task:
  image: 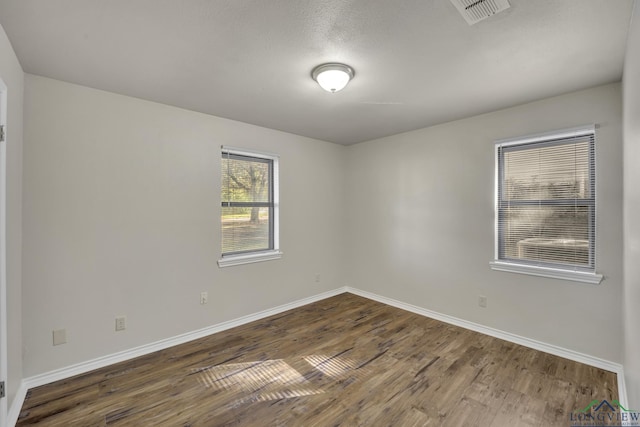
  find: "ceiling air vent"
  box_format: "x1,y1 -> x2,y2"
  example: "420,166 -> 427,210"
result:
449,0 -> 511,25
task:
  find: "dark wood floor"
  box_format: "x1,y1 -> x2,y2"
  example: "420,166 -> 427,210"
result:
17,293 -> 617,426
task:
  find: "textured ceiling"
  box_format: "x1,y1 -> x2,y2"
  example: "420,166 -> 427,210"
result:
0,0 -> 634,145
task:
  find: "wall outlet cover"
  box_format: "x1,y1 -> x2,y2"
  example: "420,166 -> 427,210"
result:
53,329 -> 67,346
115,316 -> 126,331
479,295 -> 488,308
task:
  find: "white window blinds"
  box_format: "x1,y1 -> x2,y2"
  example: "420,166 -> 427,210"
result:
221,147 -> 278,257
495,126 -> 596,273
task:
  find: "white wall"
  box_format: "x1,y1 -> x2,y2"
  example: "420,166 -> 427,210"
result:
22,74 -> 346,376
623,1 -> 640,408
0,22 -> 23,413
345,83 -> 623,363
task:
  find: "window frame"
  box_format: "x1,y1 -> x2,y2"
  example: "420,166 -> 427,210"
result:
218,146 -> 282,268
489,125 -> 603,284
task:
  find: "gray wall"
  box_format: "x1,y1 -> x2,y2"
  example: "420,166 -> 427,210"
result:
345,83 -> 623,363
623,1 -> 640,408
0,22 -> 23,413
22,75 -> 346,376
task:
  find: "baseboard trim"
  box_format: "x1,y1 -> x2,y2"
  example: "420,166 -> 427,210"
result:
8,285 -> 629,426
345,287 -> 629,407
7,382 -> 28,427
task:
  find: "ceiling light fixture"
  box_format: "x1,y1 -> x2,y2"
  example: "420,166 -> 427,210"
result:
311,63 -> 355,93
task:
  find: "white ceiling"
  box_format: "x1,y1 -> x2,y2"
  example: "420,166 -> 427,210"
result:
0,0 -> 633,145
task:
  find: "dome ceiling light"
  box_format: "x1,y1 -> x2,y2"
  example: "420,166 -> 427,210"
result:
311,63 -> 355,93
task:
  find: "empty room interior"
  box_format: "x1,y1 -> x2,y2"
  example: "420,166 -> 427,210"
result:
1,0 -> 640,425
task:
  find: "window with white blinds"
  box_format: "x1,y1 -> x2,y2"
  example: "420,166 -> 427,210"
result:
492,126 -> 601,283
219,147 -> 280,267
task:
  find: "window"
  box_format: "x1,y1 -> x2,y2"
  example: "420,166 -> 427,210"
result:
490,126 -> 602,284
218,147 -> 281,267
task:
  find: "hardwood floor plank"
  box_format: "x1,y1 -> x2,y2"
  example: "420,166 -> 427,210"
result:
16,293 -> 618,426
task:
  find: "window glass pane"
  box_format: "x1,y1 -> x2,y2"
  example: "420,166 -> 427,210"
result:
503,140 -> 591,201
501,205 -> 590,267
222,156 -> 271,203
222,206 -> 270,254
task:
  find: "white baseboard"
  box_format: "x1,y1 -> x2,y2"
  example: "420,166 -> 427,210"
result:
345,286 -> 629,408
7,383 -> 27,427
7,285 -> 629,426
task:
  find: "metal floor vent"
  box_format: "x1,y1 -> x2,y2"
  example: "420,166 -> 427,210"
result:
450,0 -> 511,25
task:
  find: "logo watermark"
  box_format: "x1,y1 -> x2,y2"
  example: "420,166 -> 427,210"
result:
570,400 -> 639,426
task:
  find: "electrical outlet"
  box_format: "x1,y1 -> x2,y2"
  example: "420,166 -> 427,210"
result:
478,295 -> 488,308
115,316 -> 126,331
200,291 -> 208,305
315,274 -> 321,283
52,329 -> 67,346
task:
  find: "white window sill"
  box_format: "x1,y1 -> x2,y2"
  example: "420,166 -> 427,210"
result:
489,261 -> 603,284
218,250 -> 283,268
